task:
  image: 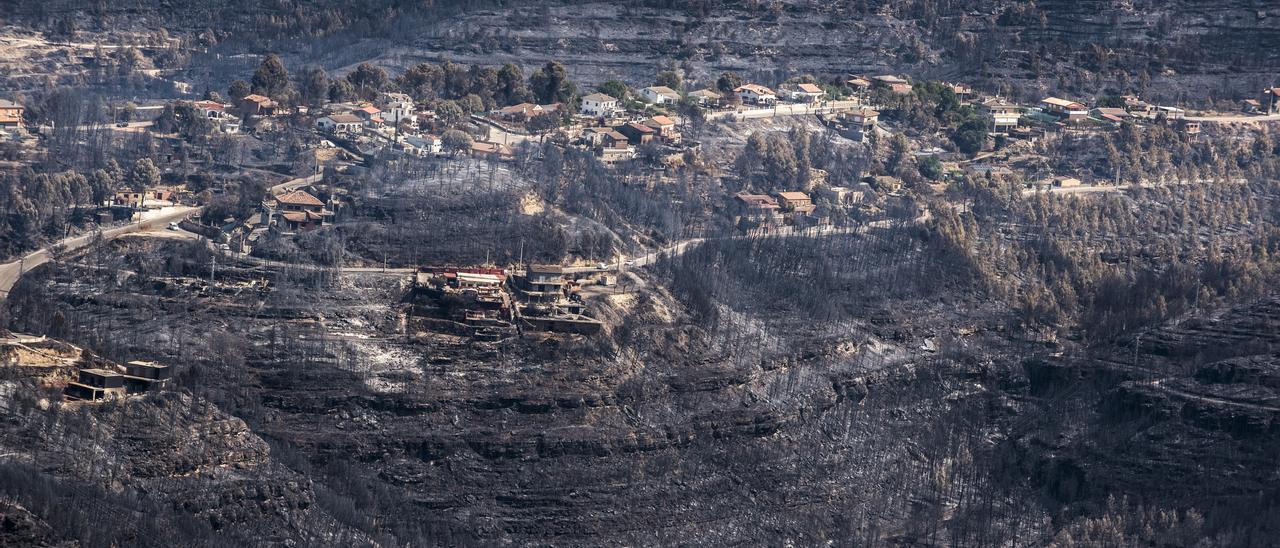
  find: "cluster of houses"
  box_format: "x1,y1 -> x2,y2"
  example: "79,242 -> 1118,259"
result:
409,263 -> 603,339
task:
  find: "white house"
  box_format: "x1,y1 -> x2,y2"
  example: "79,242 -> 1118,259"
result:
402,134 -> 442,157
785,83 -> 824,103
580,92 -> 621,117
381,99 -> 416,125
688,89 -> 721,106
735,84 -> 777,105
316,113 -> 364,135
640,86 -> 680,105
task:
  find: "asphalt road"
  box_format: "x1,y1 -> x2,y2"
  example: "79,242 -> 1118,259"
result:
0,206 -> 199,299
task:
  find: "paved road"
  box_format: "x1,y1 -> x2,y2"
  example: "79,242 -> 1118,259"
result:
1184,113 -> 1280,123
0,206 -> 200,299
707,100 -> 863,121
270,173 -> 323,194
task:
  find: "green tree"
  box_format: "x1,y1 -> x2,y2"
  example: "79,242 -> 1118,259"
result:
346,62 -> 388,100
717,71 -> 743,93
299,67 -> 329,107
328,79 -> 355,102
919,155 -> 944,180
441,129 -> 472,156
952,115 -> 990,155
496,63 -> 530,105
655,70 -> 682,91
528,61 -> 575,104
435,100 -> 465,126
129,158 -> 161,189
227,80 -> 251,101
251,54 -> 289,98
598,79 -> 629,100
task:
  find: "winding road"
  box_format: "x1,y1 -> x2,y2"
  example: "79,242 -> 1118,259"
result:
0,206 -> 199,299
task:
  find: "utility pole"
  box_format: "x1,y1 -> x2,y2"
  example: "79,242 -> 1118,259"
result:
209,251 -> 216,282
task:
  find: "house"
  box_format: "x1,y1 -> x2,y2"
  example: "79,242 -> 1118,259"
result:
1091,107 -> 1131,125
471,141 -> 514,160
977,98 -> 1021,133
121,360 -> 172,393
1041,97 -> 1088,122
643,115 -> 679,142
496,103 -> 560,123
785,83 -> 825,103
1180,120 -> 1201,135
316,113 -> 364,135
0,99 -> 24,130
732,192 -> 782,225
401,134 -> 442,156
63,368 -> 126,401
688,89 -> 721,106
846,77 -> 872,94
270,190 -> 332,231
379,96 -> 416,125
1263,88 -> 1280,114
1243,99 -> 1262,114
583,127 -> 630,149
843,107 -> 879,140
1123,95 -> 1156,118
524,264 -> 567,301
191,100 -> 229,120
735,84 -> 777,105
640,86 -> 681,104
617,122 -> 656,145
238,94 -> 277,116
113,188 -> 174,208
872,75 -> 913,95
1156,105 -> 1185,120
946,82 -> 974,101
776,191 -> 816,215
821,183 -> 872,205
355,104 -> 385,127
580,93 -> 621,117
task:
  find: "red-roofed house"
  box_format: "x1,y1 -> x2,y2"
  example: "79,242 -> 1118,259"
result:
0,99 -> 24,130
617,122 -> 656,145
238,94 -> 278,116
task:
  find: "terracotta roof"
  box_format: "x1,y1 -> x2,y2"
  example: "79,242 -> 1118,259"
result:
735,84 -> 775,96
281,211 -> 324,223
626,122 -> 655,133
243,94 -> 270,103
735,192 -> 779,208
359,105 -> 381,114
846,77 -> 871,86
776,191 -> 811,201
326,113 -> 362,124
796,83 -> 823,93
1042,97 -> 1087,110
647,115 -> 676,126
582,93 -> 617,103
275,190 -> 325,207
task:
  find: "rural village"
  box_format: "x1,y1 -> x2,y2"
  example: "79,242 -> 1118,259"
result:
1,4 -> 1280,544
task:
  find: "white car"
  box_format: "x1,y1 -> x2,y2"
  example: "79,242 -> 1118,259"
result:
167,222 -> 179,230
